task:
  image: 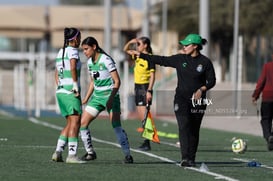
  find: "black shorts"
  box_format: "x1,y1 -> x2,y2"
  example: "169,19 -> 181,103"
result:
134,83 -> 149,106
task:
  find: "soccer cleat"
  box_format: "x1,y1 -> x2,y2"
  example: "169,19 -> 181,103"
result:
124,155 -> 134,164
180,159 -> 196,167
52,151 -> 63,162
66,155 -> 87,164
267,136 -> 273,151
138,140 -> 151,151
82,151 -> 97,161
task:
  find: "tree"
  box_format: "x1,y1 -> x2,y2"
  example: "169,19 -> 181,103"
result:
156,0 -> 273,39
154,0 -> 273,81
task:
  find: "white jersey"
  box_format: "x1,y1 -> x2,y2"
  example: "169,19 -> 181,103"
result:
55,46 -> 81,94
87,53 -> 117,97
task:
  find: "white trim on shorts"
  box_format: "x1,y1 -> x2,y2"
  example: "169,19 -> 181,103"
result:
85,106 -> 99,117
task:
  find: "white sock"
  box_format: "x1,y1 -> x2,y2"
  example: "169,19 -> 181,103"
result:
68,137 -> 78,156
56,135 -> 67,152
80,128 -> 94,153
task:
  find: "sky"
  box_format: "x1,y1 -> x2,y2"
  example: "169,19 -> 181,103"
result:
0,0 -> 59,5
0,0 -> 143,8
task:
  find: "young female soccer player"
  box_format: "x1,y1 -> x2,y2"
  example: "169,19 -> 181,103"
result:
80,36 -> 133,163
52,27 -> 85,163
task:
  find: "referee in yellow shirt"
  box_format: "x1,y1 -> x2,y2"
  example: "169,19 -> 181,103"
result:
124,37 -> 155,151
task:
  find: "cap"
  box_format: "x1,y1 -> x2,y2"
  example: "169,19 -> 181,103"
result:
179,34 -> 202,46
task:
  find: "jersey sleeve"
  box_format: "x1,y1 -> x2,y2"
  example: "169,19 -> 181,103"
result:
67,47 -> 79,60
140,53 -> 180,68
148,61 -> 156,72
205,60 -> 216,90
105,56 -> 117,72
252,63 -> 267,99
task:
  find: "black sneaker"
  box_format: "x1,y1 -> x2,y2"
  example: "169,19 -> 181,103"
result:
124,155 -> 134,164
180,160 -> 196,167
82,151 -> 97,161
268,136 -> 273,151
138,140 -> 151,151
188,160 -> 196,167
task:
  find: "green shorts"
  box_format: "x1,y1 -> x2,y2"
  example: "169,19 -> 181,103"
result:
87,94 -> 120,114
56,93 -> 82,117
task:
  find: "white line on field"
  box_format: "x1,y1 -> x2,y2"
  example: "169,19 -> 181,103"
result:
28,117 -> 239,181
233,158 -> 273,171
185,167 -> 239,181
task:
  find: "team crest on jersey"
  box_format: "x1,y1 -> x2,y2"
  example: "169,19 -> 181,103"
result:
196,64 -> 203,72
99,64 -> 103,70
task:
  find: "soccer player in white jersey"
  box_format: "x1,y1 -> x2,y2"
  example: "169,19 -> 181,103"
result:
80,36 -> 133,163
52,27 -> 86,164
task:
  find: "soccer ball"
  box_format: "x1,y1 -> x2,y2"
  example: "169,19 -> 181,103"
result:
231,138 -> 247,154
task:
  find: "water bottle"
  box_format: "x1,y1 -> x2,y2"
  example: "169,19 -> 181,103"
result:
247,161 -> 261,167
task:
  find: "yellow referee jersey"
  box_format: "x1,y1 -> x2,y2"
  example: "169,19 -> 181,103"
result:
133,56 -> 155,84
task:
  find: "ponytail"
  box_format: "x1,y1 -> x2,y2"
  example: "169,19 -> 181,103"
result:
62,28 -> 69,67
139,37 -> 153,54
61,27 -> 80,67
198,38 -> 208,51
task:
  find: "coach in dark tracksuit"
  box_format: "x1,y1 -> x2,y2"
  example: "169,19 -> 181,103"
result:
127,34 -> 216,167
252,54 -> 273,151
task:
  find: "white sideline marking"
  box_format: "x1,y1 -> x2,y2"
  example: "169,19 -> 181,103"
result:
233,158 -> 273,171
160,140 -> 180,147
29,117 -> 63,131
185,167 -> 239,181
28,117 -> 238,181
0,138 -> 8,141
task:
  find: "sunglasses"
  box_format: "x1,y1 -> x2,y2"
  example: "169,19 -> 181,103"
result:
183,44 -> 192,47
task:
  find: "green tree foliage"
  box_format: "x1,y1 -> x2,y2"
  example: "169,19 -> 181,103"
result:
162,0 -> 273,38
161,0 -> 199,37
240,0 -> 273,36
157,0 -> 272,59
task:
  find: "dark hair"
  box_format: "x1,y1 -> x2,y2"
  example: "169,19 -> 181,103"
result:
139,36 -> 153,54
197,38 -> 208,51
62,27 -> 81,67
81,36 -> 114,60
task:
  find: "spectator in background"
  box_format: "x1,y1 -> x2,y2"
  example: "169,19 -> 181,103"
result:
52,27 -> 85,163
123,37 -> 156,151
252,54 -> 273,151
126,34 -> 216,167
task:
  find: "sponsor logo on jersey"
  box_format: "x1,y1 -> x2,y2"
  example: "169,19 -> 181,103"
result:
196,64 -> 203,72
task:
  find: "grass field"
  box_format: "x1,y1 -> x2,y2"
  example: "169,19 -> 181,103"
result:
1,112 -> 273,181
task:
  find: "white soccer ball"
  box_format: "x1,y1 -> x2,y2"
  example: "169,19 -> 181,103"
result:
231,138 -> 247,154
